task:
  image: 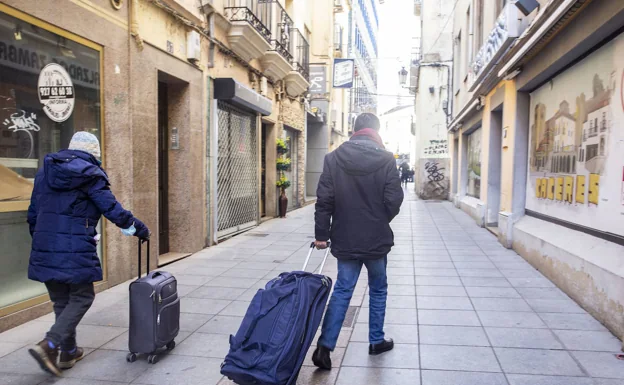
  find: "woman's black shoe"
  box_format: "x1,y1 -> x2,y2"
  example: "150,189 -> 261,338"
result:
369,339 -> 394,355
312,345 -> 332,370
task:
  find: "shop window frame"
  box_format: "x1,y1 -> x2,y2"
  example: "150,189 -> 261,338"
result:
0,3 -> 107,317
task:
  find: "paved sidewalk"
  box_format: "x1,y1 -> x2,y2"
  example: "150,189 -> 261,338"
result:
1,189 -> 623,385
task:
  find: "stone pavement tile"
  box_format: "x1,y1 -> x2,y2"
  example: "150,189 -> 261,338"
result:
362,295 -> 416,309
415,277 -> 463,286
303,347 -> 346,369
313,328 -> 352,349
197,316 -> 244,335
493,262 -> 536,270
388,285 -> 417,296
500,269 -> 542,279
416,285 -> 467,297
220,268 -> 273,279
387,276 -> 415,285
336,367 -> 420,385
0,320 -> 54,344
177,285 -> 201,297
413,255 -> 452,262
420,345 -> 501,372
237,287 -> 263,301
450,255 -> 492,262
417,296 -> 473,310
485,328 -> 563,349
171,333 -> 229,358
420,325 -> 490,347
478,311 -> 547,328
7,373 -> 58,385
414,268 -> 459,277
169,274 -> 214,286
204,277 -> 261,289
553,330 -> 622,352
101,331 -> 191,351
132,356 -> 224,385
342,342 -> 419,368
218,301 -> 251,317
357,308 -> 418,325
494,348 -> 584,376
296,365 -> 339,385
453,261 -> 497,269
350,323 -> 419,344
448,250 -> 486,257
0,342 -> 26,359
388,261 -> 415,268
465,287 -> 521,298
237,261 -> 282,270
421,370 -> 508,385
526,299 -> 586,314
471,298 -> 532,312
183,266 -> 230,276
72,324 -> 127,349
414,261 -> 455,269
389,246 -> 415,255
461,277 -> 512,287
456,269 -> 504,278
181,298 -> 231,315
571,351 -> 624,379
179,313 -> 214,332
387,267 -> 416,277
0,346 -> 87,376
507,277 -> 556,288
57,349 -> 147,382
418,310 -> 481,326
506,374 -> 617,385
538,313 -> 608,331
515,287 -> 569,300
186,286 -> 246,300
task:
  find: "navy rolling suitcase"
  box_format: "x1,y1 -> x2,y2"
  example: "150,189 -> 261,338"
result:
126,240 -> 180,365
221,242 -> 333,385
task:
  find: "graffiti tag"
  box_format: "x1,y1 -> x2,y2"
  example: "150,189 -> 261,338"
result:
425,161 -> 445,182
2,110 -> 40,133
423,139 -> 448,155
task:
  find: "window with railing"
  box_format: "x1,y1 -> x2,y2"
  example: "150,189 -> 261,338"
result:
291,29 -> 309,81
265,0 -> 294,61
224,0 -> 272,43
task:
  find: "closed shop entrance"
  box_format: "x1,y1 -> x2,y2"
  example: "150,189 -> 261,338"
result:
216,101 -> 258,239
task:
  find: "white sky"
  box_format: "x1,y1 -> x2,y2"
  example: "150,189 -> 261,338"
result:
377,0 -> 419,114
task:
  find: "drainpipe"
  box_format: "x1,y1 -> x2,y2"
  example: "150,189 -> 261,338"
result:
130,0 -> 144,50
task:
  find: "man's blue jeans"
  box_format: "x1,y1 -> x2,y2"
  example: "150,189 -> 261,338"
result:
318,256 -> 388,350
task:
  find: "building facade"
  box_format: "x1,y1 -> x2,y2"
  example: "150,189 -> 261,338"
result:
0,0 -> 312,331
447,0 -> 624,341
351,0 -> 379,115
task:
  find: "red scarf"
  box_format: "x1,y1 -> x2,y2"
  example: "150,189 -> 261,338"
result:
351,128 -> 385,149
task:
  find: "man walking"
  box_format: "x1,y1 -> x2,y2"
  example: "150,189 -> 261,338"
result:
312,113 -> 404,369
27,132 -> 149,376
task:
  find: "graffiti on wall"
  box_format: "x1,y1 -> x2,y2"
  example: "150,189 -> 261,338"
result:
423,139 -> 448,156
419,158 -> 449,200
526,33 -> 624,236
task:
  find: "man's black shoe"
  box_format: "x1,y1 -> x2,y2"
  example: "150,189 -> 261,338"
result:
369,339 -> 394,355
312,345 -> 332,370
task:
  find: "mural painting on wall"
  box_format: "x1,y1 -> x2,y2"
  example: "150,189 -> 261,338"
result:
467,129 -> 482,199
527,33 -> 624,236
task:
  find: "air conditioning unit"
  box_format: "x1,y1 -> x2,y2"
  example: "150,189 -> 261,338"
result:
187,31 -> 201,62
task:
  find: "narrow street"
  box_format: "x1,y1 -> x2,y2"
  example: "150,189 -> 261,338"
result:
0,188 -> 622,385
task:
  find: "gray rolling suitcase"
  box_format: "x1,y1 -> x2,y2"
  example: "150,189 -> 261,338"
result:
126,240 -> 180,364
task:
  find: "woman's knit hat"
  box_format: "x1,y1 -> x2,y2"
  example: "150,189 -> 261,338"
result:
68,131 -> 101,159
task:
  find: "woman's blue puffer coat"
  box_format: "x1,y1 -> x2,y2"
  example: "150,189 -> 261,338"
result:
27,149 -> 148,284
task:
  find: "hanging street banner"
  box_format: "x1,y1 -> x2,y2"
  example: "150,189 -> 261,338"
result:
333,58 -> 354,88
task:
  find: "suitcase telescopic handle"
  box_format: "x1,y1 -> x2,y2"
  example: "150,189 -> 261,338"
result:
138,239 -> 150,278
303,241 -> 331,274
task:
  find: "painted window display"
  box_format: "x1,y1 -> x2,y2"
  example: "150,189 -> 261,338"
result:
466,128 -> 482,199
527,33 -> 624,237
0,10 -> 102,309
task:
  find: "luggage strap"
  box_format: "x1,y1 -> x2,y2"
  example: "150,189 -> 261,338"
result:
302,241 -> 332,274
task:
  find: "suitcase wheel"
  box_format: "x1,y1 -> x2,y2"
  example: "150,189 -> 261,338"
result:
147,354 -> 159,364
126,353 -> 137,363
166,341 -> 176,351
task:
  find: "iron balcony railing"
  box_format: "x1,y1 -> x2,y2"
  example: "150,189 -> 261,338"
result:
265,0 -> 294,61
224,0 -> 272,43
291,29 -> 310,81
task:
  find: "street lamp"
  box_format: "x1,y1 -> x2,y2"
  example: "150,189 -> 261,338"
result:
398,67 -> 408,86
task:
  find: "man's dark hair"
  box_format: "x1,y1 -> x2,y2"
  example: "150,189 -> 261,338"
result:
354,113 -> 380,132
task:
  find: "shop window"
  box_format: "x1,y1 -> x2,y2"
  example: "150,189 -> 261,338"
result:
0,9 -> 102,311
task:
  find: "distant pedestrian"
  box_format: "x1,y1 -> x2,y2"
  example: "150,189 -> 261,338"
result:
399,162 -> 410,188
312,113 -> 404,370
27,132 -> 149,376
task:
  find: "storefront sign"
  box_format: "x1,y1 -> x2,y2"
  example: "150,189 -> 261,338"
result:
527,33 -> 624,236
333,59 -> 354,88
309,65 -> 326,94
37,63 -> 75,122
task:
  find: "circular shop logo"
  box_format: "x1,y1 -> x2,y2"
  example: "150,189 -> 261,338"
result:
38,63 -> 75,123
